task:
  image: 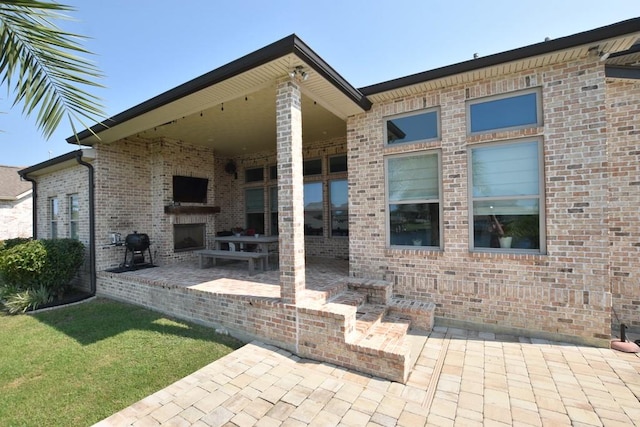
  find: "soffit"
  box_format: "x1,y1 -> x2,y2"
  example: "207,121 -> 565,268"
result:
365,34 -> 640,103
76,54 -> 361,155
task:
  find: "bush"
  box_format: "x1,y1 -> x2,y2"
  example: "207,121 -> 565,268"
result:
0,237 -> 32,251
0,239 -> 85,302
0,240 -> 47,289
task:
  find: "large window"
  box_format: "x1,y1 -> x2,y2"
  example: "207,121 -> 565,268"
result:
385,109 -> 440,145
468,89 -> 541,134
245,188 -> 264,234
386,152 -> 441,248
69,194 -> 79,239
50,198 -> 59,239
330,180 -> 348,237
470,140 -> 543,251
304,182 -> 323,236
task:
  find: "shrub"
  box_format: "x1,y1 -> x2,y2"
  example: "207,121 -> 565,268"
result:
0,237 -> 33,252
0,239 -> 85,300
0,240 -> 47,289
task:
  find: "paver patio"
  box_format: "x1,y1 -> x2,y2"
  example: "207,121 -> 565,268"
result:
94,326 -> 640,426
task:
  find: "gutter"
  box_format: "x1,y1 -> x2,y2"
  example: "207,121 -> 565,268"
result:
75,152 -> 97,295
17,173 -> 37,238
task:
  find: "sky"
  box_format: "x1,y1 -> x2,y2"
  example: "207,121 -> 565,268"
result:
0,0 -> 639,167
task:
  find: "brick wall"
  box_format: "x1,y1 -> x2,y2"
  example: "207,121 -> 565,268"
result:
32,163 -> 91,290
607,78 -> 640,331
348,57 -> 612,345
0,194 -> 32,239
92,134 -> 348,272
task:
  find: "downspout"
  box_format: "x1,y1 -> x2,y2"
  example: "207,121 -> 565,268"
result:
75,152 -> 96,295
19,173 -> 37,238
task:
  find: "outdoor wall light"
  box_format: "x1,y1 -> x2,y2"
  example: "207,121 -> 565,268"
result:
289,66 -> 309,82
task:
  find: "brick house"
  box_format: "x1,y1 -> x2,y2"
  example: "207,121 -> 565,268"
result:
20,19 -> 640,380
0,165 -> 33,240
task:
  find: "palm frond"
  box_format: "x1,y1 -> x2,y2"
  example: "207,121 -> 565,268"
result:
0,0 -> 105,139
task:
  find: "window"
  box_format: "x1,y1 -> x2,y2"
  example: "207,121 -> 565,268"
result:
385,109 -> 440,145
330,180 -> 348,237
245,188 -> 265,234
386,152 -> 441,248
50,198 -> 59,239
329,154 -> 347,173
304,182 -> 323,236
468,89 -> 541,134
69,194 -> 79,239
269,165 -> 277,180
245,167 -> 264,183
470,139 -> 543,251
303,159 -> 322,176
269,186 -> 278,235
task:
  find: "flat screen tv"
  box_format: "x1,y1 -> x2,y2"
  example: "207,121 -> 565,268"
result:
172,175 -> 208,204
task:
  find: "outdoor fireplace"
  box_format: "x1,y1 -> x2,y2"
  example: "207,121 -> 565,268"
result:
174,223 -> 205,251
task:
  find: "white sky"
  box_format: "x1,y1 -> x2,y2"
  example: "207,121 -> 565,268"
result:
1,0 -> 639,166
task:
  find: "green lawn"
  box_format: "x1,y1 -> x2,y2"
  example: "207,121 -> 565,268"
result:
0,298 -> 243,426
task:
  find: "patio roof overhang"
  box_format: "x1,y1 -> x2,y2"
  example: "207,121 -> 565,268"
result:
67,34 -> 372,156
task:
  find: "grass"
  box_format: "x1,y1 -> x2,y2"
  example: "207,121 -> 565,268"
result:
0,298 -> 243,427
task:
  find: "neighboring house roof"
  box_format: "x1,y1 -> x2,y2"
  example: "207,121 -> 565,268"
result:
65,18 -> 640,154
0,165 -> 32,201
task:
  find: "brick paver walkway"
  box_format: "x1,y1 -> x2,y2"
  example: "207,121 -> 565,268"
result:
94,326 -> 640,426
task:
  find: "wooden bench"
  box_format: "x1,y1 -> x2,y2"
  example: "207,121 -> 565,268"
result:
195,249 -> 268,275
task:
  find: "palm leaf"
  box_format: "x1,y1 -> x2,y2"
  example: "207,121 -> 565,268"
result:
0,0 -> 104,139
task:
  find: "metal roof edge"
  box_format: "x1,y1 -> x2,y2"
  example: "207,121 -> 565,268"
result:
359,17 -> 640,96
19,149 -> 95,177
605,65 -> 640,80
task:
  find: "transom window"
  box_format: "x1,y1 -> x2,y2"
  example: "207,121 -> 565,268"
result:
303,158 -> 322,176
245,167 -> 264,183
329,154 -> 347,173
469,139 -> 544,252
386,151 -> 441,248
385,108 -> 440,145
468,88 -> 541,134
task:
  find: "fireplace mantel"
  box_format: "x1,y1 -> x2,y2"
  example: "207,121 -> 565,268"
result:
164,205 -> 220,215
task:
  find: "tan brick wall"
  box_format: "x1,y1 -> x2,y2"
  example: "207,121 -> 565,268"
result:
32,163 -> 91,290
92,134 -> 348,272
93,137 -> 218,270
607,78 -> 640,331
348,57 -> 612,343
0,194 -> 32,239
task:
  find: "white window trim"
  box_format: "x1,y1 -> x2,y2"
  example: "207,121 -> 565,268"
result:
466,87 -> 542,135
384,107 -> 441,146
384,149 -> 443,250
467,137 -> 546,254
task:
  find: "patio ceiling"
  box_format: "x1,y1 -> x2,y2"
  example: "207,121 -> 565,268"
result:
69,35 -> 371,157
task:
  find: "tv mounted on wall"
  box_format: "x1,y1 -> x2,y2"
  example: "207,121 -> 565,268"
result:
172,175 -> 208,204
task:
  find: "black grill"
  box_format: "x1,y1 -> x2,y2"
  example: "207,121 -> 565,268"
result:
122,231 -> 153,268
